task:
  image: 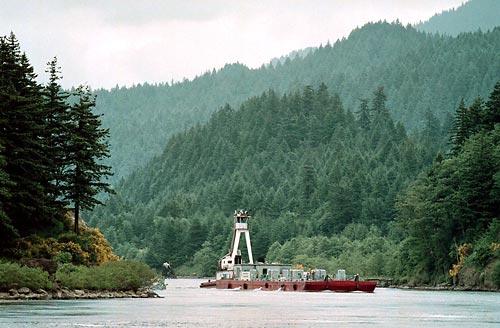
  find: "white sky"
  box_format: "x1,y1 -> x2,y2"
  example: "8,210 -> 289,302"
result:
0,0 -> 465,89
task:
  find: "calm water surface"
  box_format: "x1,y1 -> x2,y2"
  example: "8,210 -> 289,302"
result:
0,279 -> 499,327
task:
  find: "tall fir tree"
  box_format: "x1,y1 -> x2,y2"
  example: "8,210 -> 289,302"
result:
66,85 -> 113,234
484,81 -> 500,128
450,99 -> 470,154
371,86 -> 388,116
300,163 -> 316,215
0,142 -> 16,242
43,57 -> 71,211
0,36 -> 16,241
450,98 -> 486,154
0,33 -> 54,234
356,98 -> 371,130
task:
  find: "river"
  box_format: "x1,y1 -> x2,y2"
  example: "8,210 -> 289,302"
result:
0,279 -> 498,327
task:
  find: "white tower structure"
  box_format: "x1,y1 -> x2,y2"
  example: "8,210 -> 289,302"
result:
219,210 -> 254,271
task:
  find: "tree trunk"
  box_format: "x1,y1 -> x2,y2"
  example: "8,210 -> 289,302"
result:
74,201 -> 80,234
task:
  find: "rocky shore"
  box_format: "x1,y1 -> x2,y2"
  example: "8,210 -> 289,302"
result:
0,287 -> 162,300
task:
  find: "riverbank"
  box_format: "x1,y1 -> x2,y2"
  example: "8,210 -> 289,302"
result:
391,284 -> 499,292
0,287 -> 161,300
375,279 -> 499,292
369,275 -> 499,292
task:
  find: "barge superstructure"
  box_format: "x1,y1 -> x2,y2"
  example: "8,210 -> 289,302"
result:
200,210 -> 376,292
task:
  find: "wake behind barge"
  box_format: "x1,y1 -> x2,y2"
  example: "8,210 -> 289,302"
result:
200,210 -> 376,292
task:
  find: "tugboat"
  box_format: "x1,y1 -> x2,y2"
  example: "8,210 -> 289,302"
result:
200,210 -> 376,292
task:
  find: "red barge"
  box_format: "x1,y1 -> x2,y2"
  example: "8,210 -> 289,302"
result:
200,210 -> 376,293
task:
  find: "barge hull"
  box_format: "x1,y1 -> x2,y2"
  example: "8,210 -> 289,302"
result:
200,279 -> 376,292
216,280 -> 306,291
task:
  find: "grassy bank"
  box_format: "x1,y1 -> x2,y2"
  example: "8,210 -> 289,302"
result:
0,260 -> 157,292
1,213 -> 158,293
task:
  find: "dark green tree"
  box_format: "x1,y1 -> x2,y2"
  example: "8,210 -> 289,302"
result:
0,37 -> 16,242
0,142 -> 16,242
372,86 -> 388,116
43,57 -> 71,211
450,99 -> 470,154
0,33 -> 54,233
484,81 -> 500,128
450,98 -> 484,154
66,85 -> 113,234
301,164 -> 316,214
356,98 -> 371,130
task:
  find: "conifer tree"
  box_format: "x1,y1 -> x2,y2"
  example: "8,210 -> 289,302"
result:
450,99 -> 469,154
66,85 -> 113,234
356,98 -> 371,130
43,57 -> 71,210
0,143 -> 16,242
484,81 -> 500,127
0,37 -> 15,241
467,98 -> 484,133
302,85 -> 314,114
0,33 -> 54,233
372,86 -> 388,116
301,164 -> 316,214
450,98 -> 485,154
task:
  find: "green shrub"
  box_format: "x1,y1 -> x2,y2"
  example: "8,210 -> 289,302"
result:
55,263 -> 91,289
54,251 -> 73,264
0,261 -> 52,290
492,261 -> 500,289
55,260 -> 157,290
468,237 -> 494,267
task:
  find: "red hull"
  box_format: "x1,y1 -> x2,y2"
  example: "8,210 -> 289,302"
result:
200,279 -> 376,292
305,280 -> 377,292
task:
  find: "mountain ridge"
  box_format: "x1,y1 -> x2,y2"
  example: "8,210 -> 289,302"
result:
416,0 -> 500,36
95,22 -> 500,183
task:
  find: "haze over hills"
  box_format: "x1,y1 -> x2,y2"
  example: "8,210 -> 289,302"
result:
86,2 -> 500,287
89,79 -> 500,285
416,0 -> 500,36
96,21 -> 500,183
90,85 -> 437,274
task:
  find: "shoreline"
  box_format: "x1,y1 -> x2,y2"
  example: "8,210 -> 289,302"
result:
179,277 -> 500,293
389,285 -> 498,292
0,287 -> 162,301
2,282 -> 497,300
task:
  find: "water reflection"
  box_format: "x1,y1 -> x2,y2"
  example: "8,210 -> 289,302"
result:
0,279 -> 499,327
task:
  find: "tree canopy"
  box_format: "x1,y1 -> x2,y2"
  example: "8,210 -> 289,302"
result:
94,22 -> 500,183
0,33 -> 112,246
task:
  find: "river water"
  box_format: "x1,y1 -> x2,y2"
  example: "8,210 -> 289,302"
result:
0,279 -> 499,327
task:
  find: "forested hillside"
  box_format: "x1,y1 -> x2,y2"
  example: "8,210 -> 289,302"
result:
89,84 -> 448,275
91,82 -> 499,287
395,83 -> 500,286
268,83 -> 500,287
416,0 -> 500,36
95,22 -> 500,182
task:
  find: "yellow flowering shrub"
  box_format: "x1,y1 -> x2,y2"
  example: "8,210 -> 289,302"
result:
12,222 -> 118,266
82,228 -> 119,264
449,243 -> 472,278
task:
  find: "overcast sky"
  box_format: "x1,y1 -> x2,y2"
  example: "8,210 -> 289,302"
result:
1,0 -> 465,89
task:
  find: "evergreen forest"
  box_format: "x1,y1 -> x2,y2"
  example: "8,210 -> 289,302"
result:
1,0 -> 499,291
416,0 -> 500,36
95,22 -> 500,182
90,81 -> 499,287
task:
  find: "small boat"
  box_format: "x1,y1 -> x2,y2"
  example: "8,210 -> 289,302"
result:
200,210 -> 376,293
